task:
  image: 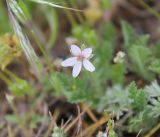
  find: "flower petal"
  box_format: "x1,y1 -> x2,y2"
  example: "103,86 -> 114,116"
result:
61,57 -> 77,67
72,61 -> 82,77
70,45 -> 81,56
83,59 -> 95,72
82,48 -> 92,58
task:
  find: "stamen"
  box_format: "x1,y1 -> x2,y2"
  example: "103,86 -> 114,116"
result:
77,54 -> 83,61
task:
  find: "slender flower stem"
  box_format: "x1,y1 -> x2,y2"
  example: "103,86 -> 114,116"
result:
4,69 -> 19,81
144,123 -> 160,137
61,0 -> 77,27
31,29 -> 54,74
0,71 -> 11,85
69,0 -> 84,24
140,0 -> 160,20
9,101 -> 30,137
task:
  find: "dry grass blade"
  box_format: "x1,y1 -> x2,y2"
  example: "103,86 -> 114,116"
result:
64,109 -> 86,133
81,104 -> 98,123
136,129 -> 142,137
6,0 -> 42,78
7,125 -> 14,137
43,111 -> 57,137
35,104 -> 48,137
144,123 -> 160,137
29,0 -> 83,11
78,116 -> 110,137
6,0 -> 26,22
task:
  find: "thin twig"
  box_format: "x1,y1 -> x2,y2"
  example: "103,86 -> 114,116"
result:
64,105 -> 88,133
144,123 -> 160,137
81,104 -> 98,123
43,111 -> 57,137
77,116 -> 109,137
62,116 -> 73,129
75,106 -> 82,136
136,129 -> 142,137
9,102 -> 30,137
35,104 -> 48,137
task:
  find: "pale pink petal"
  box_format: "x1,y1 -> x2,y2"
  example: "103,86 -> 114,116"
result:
82,48 -> 92,58
61,57 -> 77,67
70,45 -> 81,56
72,61 -> 82,77
83,59 -> 95,72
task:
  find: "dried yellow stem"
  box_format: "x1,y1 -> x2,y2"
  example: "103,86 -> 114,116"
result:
144,123 -> 160,137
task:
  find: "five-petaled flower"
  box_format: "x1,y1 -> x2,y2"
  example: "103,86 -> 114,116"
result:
61,45 -> 95,77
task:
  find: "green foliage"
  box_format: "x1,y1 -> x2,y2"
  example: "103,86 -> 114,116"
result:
9,77 -> 33,97
98,85 -> 129,119
102,22 -> 116,43
97,119 -> 118,137
128,82 -> 160,132
127,46 -> 154,80
149,59 -> 160,74
49,22 -> 123,106
121,21 -> 156,80
18,0 -> 31,20
128,110 -> 148,132
97,22 -> 116,63
51,126 -> 66,137
5,113 -> 43,128
152,41 -> 160,58
101,0 -> 112,9
2,1 -> 160,136
5,114 -> 22,124
55,72 -> 98,105
41,5 -> 59,49
109,64 -> 126,84
149,97 -> 160,118
121,21 -> 136,47
97,81 -> 160,133
95,22 -> 126,85
145,80 -> 160,98
72,25 -> 98,46
96,80 -> 160,134
128,82 -> 147,112
0,3 -> 11,34
107,120 -> 118,137
109,130 -> 118,137
121,21 -> 150,47
50,73 -> 64,95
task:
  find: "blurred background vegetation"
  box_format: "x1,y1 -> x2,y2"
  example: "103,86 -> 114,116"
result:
1,0 -> 160,137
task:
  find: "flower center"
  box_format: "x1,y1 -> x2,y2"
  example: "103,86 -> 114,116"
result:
76,54 -> 84,61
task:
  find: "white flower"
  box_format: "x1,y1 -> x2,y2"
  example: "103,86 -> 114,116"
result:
113,51 -> 126,63
61,45 -> 95,77
97,131 -> 107,137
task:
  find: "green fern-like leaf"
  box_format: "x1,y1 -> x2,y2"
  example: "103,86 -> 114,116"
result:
121,21 -> 149,47
128,82 -> 147,112
128,110 -> 156,133
128,46 -> 155,80
149,97 -> 160,118
145,80 -> 160,98
121,21 -> 136,47
149,59 -> 160,74
98,85 -> 130,119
